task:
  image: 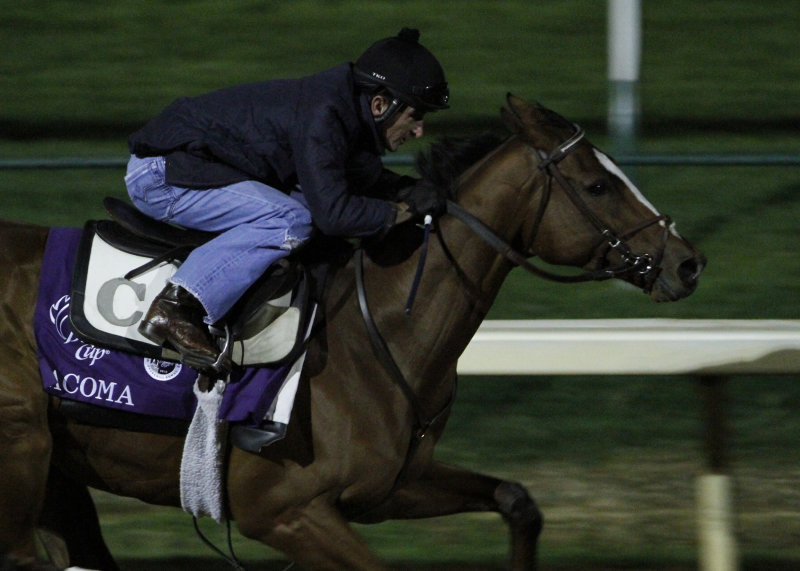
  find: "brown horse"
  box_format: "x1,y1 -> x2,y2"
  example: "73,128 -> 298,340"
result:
0,95 -> 704,570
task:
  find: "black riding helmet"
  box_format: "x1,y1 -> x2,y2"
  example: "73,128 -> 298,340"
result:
354,27 -> 449,123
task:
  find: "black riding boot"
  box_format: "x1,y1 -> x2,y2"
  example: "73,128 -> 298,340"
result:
138,283 -> 220,370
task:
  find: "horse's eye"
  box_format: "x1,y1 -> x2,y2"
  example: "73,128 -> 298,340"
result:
586,181 -> 608,196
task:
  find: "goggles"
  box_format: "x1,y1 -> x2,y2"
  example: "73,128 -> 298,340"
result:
410,83 -> 450,110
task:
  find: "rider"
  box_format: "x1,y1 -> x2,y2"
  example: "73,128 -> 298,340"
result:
124,27 -> 450,370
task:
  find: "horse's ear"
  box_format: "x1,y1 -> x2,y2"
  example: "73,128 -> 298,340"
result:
501,106 -> 522,134
506,93 -> 529,115
506,94 -> 553,125
501,93 -> 562,151
501,92 -> 525,134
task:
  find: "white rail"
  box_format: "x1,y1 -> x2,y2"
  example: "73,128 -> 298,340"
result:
459,319 -> 800,571
460,319 -> 800,375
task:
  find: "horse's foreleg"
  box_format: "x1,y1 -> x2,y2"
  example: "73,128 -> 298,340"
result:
355,461 -> 542,571
495,478 -> 544,571
234,492 -> 387,571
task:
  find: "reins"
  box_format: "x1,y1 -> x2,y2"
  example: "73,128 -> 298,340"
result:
352,123 -> 670,501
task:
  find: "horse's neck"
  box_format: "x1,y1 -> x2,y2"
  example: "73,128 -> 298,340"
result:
436,137 -> 537,309
323,139 -> 537,413
389,139 -> 537,359
454,137 -> 536,231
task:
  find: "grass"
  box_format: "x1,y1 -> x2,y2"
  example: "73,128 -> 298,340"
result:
4,1 -> 800,567
3,1 -> 799,135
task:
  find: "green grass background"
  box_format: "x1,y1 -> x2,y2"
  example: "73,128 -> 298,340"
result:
3,1 -> 800,569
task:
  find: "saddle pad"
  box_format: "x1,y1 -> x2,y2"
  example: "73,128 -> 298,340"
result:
35,227 -> 293,426
69,220 -> 307,367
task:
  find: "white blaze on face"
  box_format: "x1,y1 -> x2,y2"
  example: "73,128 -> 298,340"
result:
593,148 -> 680,237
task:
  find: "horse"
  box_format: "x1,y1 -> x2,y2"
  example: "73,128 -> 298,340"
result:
0,94 -> 705,570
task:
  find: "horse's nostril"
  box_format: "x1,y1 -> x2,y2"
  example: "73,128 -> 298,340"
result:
678,256 -> 704,286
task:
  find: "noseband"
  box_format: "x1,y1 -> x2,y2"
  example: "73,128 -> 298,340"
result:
447,125 -> 670,291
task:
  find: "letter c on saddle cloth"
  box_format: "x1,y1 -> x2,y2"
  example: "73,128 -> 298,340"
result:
96,277 -> 146,327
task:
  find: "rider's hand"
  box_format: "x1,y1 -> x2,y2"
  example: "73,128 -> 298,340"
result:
397,180 -> 447,218
392,202 -> 415,225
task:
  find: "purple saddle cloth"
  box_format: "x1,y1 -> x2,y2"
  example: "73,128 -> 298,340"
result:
35,227 -> 290,426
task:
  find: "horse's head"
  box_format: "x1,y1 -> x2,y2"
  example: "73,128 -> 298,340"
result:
497,93 -> 705,302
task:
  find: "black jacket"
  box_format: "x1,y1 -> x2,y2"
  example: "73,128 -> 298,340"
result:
128,63 -> 413,236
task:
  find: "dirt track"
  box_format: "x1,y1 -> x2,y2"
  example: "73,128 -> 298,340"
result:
115,558 -> 796,570
93,456 -> 800,570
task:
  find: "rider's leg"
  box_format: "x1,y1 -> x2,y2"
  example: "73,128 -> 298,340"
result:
125,155 -> 313,365
162,181 -> 313,324
137,283 -> 222,369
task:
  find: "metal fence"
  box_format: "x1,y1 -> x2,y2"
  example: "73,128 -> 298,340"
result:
2,153 -> 800,170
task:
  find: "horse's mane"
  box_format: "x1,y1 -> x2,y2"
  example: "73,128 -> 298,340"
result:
413,106 -> 571,197
415,131 -> 505,197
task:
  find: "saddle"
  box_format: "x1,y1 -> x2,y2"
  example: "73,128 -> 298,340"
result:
69,197 -> 314,368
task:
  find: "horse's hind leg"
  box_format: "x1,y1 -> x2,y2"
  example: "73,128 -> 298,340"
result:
355,461 -> 543,571
37,466 -> 118,571
0,222 -> 54,564
0,376 -> 51,562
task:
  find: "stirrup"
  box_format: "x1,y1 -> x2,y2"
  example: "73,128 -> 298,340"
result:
208,323 -> 233,377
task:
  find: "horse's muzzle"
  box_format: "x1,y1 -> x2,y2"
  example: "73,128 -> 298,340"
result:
650,252 -> 706,302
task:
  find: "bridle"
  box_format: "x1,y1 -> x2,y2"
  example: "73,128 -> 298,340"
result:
352,125 -> 671,501
446,125 -> 670,292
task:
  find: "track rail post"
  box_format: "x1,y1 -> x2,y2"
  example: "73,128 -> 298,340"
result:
696,375 -> 739,571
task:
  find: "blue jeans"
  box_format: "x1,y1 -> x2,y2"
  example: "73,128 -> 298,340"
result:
124,155 -> 313,323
